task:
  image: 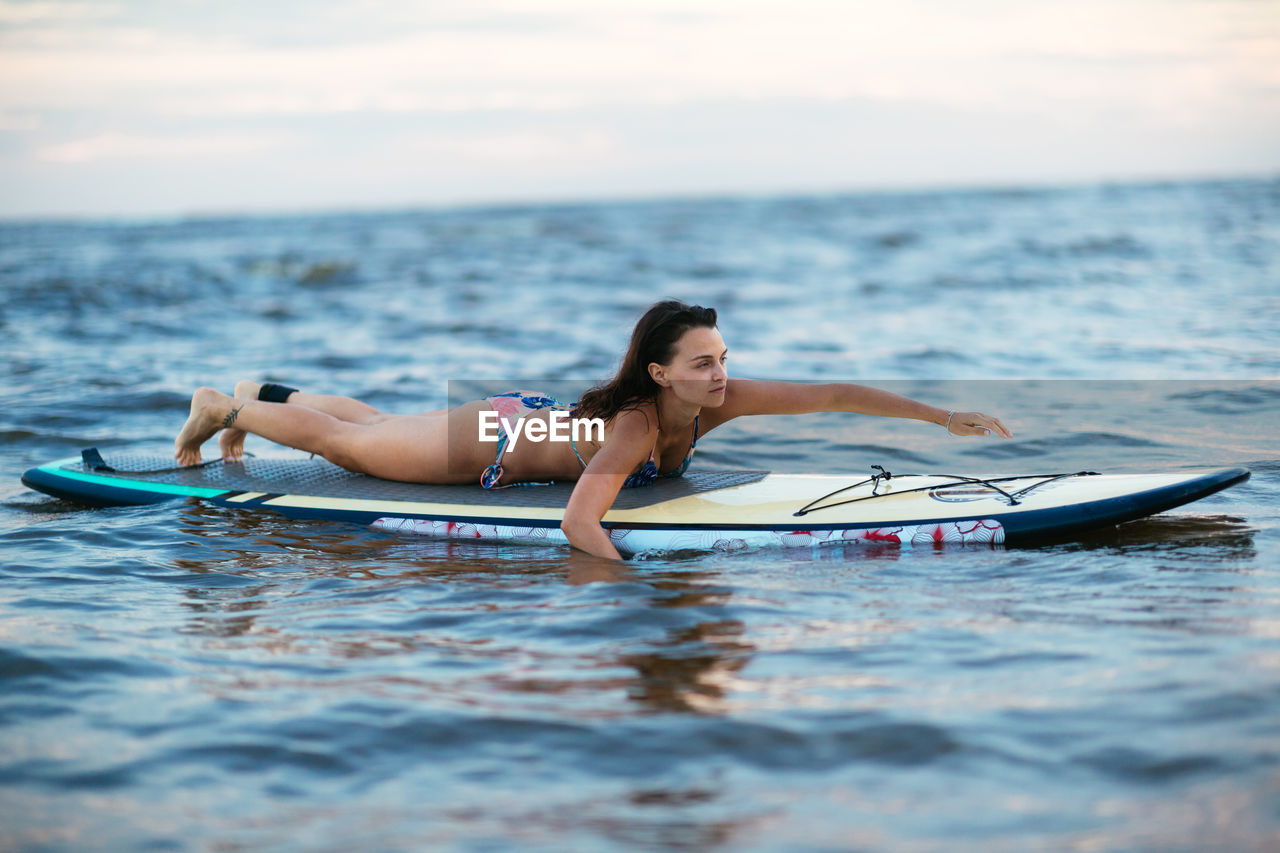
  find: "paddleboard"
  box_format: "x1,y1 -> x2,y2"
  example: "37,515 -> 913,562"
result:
22,449 -> 1249,555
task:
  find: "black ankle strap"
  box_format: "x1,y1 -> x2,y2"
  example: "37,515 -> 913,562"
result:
258,383 -> 298,403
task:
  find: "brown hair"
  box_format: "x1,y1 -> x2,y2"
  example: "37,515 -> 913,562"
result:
573,300 -> 718,426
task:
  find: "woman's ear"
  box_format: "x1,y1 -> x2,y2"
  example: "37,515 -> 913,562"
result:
647,362 -> 669,388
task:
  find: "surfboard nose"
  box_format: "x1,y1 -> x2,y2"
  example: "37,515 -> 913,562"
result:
1209,467 -> 1251,489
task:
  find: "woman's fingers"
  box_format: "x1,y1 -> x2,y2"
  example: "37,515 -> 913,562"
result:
952,412 -> 1012,438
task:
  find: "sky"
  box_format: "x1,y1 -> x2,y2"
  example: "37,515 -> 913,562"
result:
1,0 -> 1278,219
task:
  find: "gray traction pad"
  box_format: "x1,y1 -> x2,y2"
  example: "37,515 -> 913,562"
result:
69,453 -> 770,509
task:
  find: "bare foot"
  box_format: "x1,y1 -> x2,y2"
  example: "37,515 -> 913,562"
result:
217,426 -> 246,463
218,380 -> 260,462
175,386 -> 235,466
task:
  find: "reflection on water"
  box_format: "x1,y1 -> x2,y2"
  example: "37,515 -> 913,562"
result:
621,621 -> 753,716
1072,514 -> 1257,555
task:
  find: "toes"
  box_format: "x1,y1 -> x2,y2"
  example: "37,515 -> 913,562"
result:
219,431 -> 246,463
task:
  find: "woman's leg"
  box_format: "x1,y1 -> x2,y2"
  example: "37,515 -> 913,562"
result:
218,380 -> 393,461
231,380 -> 390,423
178,387 -> 477,483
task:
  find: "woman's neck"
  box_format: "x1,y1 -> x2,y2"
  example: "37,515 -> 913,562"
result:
655,389 -> 699,433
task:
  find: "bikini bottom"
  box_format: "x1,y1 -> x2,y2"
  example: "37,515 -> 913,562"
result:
479,390 -> 577,489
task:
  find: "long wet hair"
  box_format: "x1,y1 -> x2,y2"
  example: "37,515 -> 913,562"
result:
573,300 -> 718,427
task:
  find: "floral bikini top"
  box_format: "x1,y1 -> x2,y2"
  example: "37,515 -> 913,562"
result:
481,390 -> 698,489
568,404 -> 699,489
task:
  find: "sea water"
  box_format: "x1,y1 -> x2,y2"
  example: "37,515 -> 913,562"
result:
2,178 -> 1278,850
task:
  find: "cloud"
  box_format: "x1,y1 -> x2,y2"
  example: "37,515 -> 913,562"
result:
36,131 -> 295,163
405,128 -> 615,165
0,111 -> 41,131
4,0 -> 1275,121
0,0 -> 119,25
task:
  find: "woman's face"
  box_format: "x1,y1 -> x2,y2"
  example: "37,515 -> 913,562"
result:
655,325 -> 728,407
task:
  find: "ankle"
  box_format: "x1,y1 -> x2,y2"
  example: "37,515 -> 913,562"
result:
220,400 -> 246,430
233,380 -> 261,399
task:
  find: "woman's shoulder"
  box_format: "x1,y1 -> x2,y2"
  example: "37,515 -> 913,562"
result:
580,401 -> 658,473
606,400 -> 660,438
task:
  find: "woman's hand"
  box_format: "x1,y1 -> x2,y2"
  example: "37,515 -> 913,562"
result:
946,411 -> 1012,438
560,515 -> 625,561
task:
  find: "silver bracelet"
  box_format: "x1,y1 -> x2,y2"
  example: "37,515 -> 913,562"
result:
945,410 -> 956,434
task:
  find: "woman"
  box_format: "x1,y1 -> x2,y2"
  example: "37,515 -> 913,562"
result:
174,300 -> 1011,560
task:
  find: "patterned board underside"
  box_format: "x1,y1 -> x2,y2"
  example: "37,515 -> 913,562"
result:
66,454 -> 770,510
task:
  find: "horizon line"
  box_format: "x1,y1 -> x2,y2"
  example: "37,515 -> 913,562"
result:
2,167 -> 1276,227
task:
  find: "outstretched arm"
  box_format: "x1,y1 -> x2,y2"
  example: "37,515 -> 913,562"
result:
716,379 -> 1012,438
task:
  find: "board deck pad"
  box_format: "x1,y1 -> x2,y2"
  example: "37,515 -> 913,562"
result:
57,452 -> 771,509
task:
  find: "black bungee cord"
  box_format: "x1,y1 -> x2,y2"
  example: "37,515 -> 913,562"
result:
793,466 -> 1099,517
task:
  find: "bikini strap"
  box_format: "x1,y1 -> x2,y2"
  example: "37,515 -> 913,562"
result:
569,434 -> 588,469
